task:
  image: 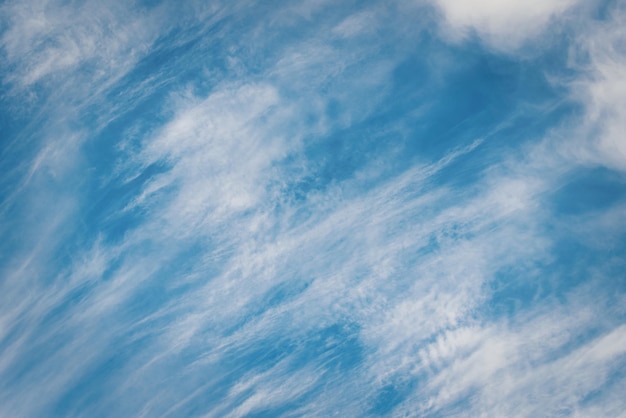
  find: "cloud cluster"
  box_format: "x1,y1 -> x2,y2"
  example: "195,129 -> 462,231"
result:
432,0 -> 581,50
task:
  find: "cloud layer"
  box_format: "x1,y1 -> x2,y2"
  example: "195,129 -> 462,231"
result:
1,0 -> 625,417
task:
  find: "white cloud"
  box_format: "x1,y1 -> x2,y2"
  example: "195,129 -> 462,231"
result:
137,83 -> 285,235
0,0 -> 161,89
568,6 -> 626,171
332,10 -> 379,38
432,0 -> 580,50
1,1 -> 625,417
384,288 -> 626,417
430,0 -> 626,172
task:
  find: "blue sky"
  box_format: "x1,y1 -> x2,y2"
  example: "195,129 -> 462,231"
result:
1,0 -> 626,416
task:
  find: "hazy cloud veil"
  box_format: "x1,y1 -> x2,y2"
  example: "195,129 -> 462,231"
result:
1,0 -> 625,417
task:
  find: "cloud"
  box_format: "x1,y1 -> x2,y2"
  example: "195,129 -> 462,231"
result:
568,4 -> 626,171
0,0 -> 161,89
430,0 -> 626,172
432,0 -> 580,50
1,1 -> 625,417
135,83 -> 286,237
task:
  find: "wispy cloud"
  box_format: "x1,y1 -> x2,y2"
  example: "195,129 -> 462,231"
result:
567,3 -> 626,171
0,0 -> 162,90
1,0 -> 625,417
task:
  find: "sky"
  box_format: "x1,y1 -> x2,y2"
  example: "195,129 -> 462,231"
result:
0,0 -> 625,417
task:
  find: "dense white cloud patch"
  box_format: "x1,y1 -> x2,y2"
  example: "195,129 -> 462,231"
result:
433,0 -> 580,50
